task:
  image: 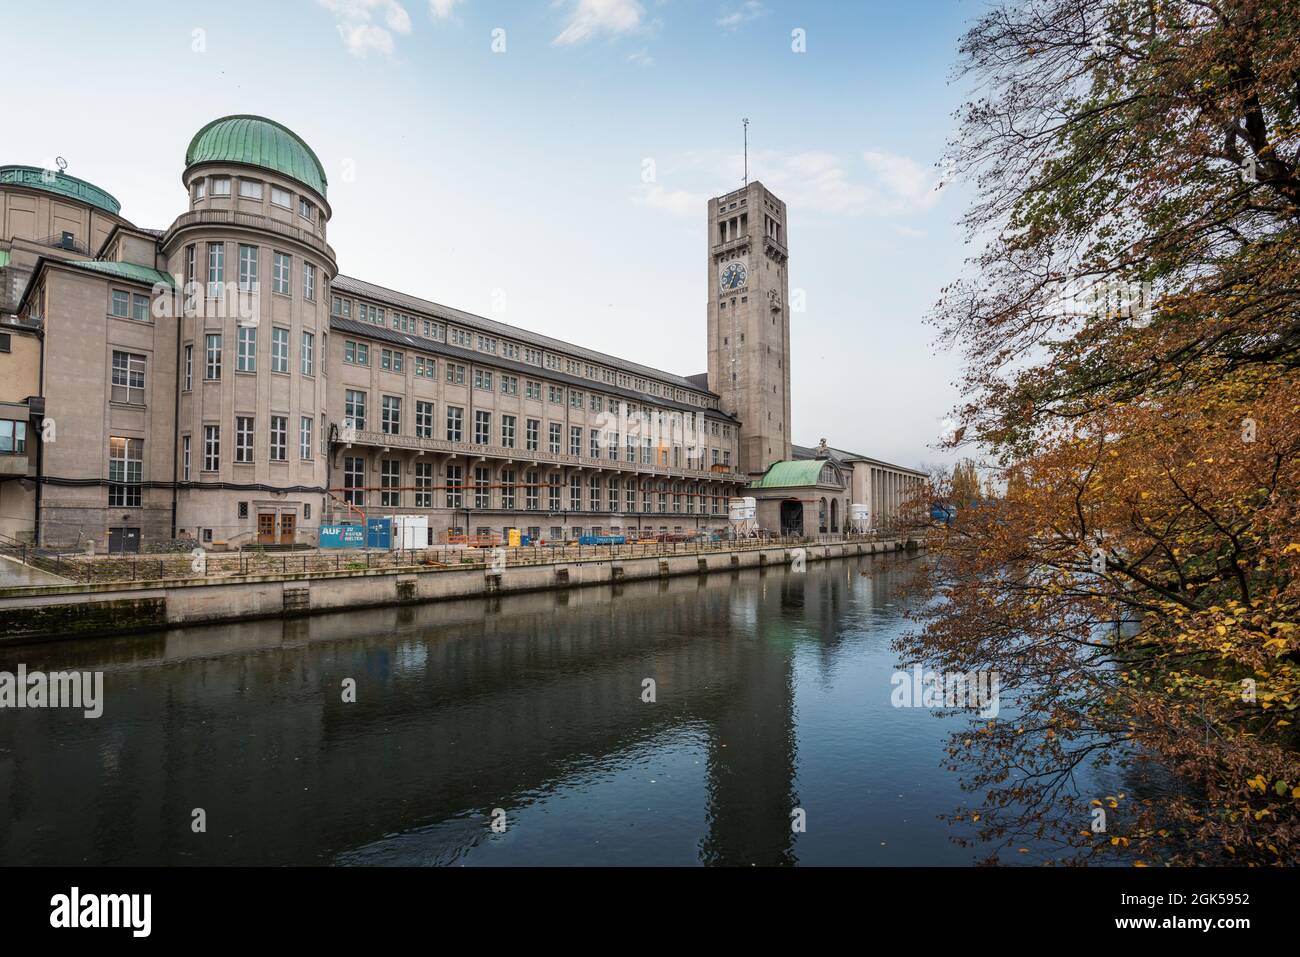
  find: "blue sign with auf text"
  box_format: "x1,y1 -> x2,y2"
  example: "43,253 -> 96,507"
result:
320,524 -> 365,548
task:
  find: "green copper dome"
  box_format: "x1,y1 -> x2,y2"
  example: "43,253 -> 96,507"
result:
0,165 -> 121,216
185,115 -> 328,198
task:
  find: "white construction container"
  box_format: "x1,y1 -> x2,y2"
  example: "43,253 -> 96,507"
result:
391,514 -> 429,549
728,496 -> 757,522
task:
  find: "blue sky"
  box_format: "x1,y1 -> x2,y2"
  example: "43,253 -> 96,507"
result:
3,0 -> 976,469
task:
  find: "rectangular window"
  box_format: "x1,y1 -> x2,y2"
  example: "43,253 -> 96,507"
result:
344,340 -> 369,365
415,355 -> 436,378
344,456 -> 366,506
590,477 -> 602,511
239,179 -> 263,200
415,461 -> 433,507
110,351 -> 146,404
381,460 -> 401,507
474,466 -> 490,508
111,289 -> 130,317
549,423 -> 561,454
548,474 -> 561,511
235,416 -> 255,463
182,435 -> 191,481
211,177 -> 231,196
549,385 -> 563,404
207,243 -> 224,297
570,475 -> 582,511
474,410 -> 491,445
445,464 -> 463,508
271,185 -> 292,208
446,363 -> 465,385
525,380 -> 541,400
526,419 -> 539,452
570,390 -> 583,409
569,426 -> 582,456
501,414 -> 516,449
446,406 -> 463,442
205,334 -> 222,379
203,424 -> 220,471
525,471 -> 539,510
108,437 -> 143,508
474,369 -> 493,390
195,180 -> 207,200
303,262 -> 316,301
238,244 -> 258,292
271,327 -> 289,373
382,395 -> 402,435
301,331 -> 314,375
416,400 -> 433,438
299,198 -> 314,220
590,429 -> 600,458
300,416 -> 313,460
500,469 -> 515,510
237,325 -> 257,372
381,349 -> 404,372
344,390 -> 367,431
273,252 -> 291,294
500,375 -> 518,396
132,293 -> 150,322
269,415 -> 287,461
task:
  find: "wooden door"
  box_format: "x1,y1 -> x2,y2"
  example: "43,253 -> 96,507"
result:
278,513 -> 296,544
257,513 -> 276,544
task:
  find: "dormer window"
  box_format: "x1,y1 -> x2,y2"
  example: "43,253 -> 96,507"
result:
210,177 -> 231,196
271,186 -> 292,208
239,179 -> 263,200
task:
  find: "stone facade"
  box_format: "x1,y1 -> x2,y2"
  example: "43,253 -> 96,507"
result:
0,117 -> 751,551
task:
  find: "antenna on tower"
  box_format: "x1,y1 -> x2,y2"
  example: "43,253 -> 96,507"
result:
742,118 -> 749,186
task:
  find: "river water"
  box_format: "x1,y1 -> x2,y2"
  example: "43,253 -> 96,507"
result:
0,553 -> 1130,865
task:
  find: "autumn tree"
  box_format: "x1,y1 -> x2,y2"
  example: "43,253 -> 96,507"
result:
904,0 -> 1300,864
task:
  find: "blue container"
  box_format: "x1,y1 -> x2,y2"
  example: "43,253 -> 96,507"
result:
366,517 -> 392,549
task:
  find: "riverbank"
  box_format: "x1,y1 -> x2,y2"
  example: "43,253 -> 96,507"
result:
0,537 -> 922,644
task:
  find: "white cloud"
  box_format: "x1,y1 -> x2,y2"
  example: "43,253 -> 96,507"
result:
319,0 -> 412,57
626,48 -> 654,67
636,147 -> 942,219
428,0 -> 462,19
634,183 -> 710,217
860,150 -> 942,214
716,1 -> 764,31
553,0 -> 645,45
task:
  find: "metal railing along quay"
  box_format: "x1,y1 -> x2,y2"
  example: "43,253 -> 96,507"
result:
0,531 -> 926,588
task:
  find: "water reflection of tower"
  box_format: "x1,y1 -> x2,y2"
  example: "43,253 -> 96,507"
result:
700,571 -> 800,865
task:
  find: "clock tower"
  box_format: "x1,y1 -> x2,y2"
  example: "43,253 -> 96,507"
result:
706,181 -> 791,477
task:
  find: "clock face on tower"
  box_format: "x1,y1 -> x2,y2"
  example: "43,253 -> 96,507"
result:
720,260 -> 747,291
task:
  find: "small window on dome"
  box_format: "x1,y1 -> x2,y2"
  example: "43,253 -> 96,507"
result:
194,180 -> 207,200
298,198 -> 314,221
211,177 -> 231,197
239,179 -> 263,200
271,186 -> 292,208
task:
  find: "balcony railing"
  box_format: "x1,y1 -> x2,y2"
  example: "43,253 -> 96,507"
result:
341,429 -> 743,482
164,209 -> 335,261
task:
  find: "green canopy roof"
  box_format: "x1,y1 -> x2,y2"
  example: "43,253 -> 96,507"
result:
748,459 -> 839,489
64,260 -> 176,287
0,165 -> 122,216
185,115 -> 328,198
